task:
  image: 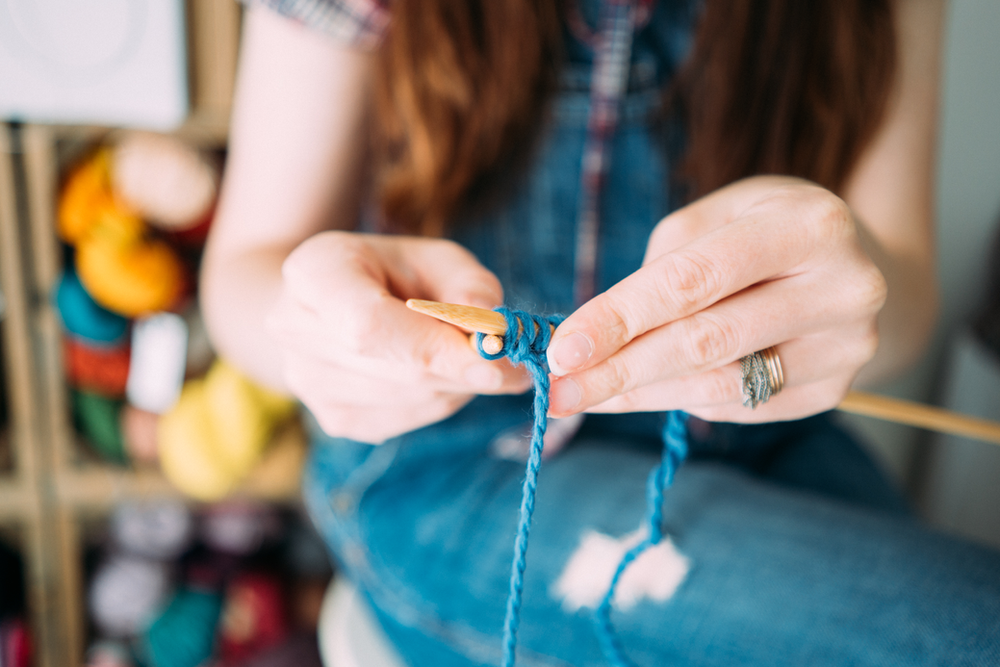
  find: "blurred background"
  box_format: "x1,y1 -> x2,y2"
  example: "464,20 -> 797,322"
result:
0,0 -> 997,666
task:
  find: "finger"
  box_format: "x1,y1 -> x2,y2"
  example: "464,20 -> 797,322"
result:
283,344 -> 531,405
272,286 -> 532,395
548,271 -> 879,414
644,176 -> 808,263
281,233 -> 514,392
385,237 -> 504,311
309,392 -> 476,444
686,376 -> 853,424
547,191 -> 852,377
579,328 -> 875,415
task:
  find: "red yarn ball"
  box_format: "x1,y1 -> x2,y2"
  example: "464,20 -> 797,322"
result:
63,337 -> 131,397
217,572 -> 289,666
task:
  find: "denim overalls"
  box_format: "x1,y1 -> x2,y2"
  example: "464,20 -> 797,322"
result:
304,1 -> 1000,664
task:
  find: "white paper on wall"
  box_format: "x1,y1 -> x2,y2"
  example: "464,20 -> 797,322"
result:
0,0 -> 187,130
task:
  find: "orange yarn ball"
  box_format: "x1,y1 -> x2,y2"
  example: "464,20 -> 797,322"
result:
58,150 -> 143,245
76,237 -> 186,317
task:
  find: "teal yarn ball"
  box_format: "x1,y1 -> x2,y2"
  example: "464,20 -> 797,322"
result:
143,588 -> 223,667
54,269 -> 129,344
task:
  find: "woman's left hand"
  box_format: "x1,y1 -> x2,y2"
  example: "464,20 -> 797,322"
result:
545,176 -> 888,423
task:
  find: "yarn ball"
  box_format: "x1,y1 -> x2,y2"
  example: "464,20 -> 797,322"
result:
73,391 -> 127,464
125,312 -> 189,415
120,406 -> 160,466
199,503 -> 280,556
218,571 -> 289,665
76,235 -> 186,318
0,618 -> 32,667
158,361 -> 296,501
89,555 -> 172,637
63,337 -> 130,397
58,149 -> 143,246
54,269 -> 129,344
143,588 -> 223,667
85,640 -> 135,667
111,501 -> 194,560
111,132 -> 219,232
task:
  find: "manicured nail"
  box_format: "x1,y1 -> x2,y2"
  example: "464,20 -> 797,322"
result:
465,364 -> 503,391
548,332 -> 593,376
548,378 -> 582,415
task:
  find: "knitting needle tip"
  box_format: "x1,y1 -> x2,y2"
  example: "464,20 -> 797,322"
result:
405,299 -> 508,335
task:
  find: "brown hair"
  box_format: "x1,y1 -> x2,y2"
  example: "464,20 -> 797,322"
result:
374,0 -> 896,234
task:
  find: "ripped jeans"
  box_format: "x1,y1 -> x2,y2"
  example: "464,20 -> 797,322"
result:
303,396 -> 1000,666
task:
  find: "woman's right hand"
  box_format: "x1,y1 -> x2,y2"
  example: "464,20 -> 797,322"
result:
266,232 -> 532,443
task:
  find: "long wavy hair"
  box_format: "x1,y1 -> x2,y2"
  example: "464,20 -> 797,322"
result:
373,0 -> 896,235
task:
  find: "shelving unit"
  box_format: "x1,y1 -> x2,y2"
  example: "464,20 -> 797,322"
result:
0,2 -> 318,664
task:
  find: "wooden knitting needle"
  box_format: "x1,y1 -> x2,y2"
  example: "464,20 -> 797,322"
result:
838,391 -> 1000,446
406,299 -> 1000,446
406,298 -> 551,355
406,299 -> 508,335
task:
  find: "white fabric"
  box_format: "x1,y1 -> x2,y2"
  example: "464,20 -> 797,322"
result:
318,578 -> 408,667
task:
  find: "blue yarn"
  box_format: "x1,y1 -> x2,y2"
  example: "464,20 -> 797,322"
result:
477,307 -> 688,667
54,269 -> 129,344
593,410 -> 689,666
475,307 -> 564,667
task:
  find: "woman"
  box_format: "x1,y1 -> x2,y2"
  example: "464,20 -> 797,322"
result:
202,0 -> 1000,664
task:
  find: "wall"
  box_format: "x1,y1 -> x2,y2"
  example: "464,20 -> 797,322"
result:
841,0 -> 1000,546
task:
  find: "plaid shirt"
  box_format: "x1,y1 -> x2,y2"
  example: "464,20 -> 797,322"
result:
243,0 -> 388,49
571,0 -> 652,304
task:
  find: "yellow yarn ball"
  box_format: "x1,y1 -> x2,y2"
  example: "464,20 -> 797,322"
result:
158,360 -> 297,502
201,361 -> 297,477
158,380 -> 237,501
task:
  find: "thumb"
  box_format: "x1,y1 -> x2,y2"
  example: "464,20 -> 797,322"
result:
404,239 -> 504,310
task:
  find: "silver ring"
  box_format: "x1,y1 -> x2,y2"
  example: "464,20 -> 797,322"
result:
740,346 -> 784,409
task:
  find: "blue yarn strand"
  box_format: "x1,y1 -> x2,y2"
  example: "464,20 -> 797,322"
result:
477,307 -> 688,667
593,410 -> 689,666
476,307 -> 564,667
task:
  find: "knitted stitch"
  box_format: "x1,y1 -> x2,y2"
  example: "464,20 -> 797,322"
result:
477,307 -> 689,667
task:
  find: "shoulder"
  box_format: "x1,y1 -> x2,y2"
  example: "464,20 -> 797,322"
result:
240,0 -> 389,50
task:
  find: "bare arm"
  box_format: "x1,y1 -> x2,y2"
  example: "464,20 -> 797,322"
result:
201,8 -> 529,441
844,0 -> 945,385
201,6 -> 374,390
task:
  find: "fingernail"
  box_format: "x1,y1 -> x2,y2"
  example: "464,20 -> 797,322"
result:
548,332 -> 593,376
465,364 -> 503,391
548,378 -> 582,415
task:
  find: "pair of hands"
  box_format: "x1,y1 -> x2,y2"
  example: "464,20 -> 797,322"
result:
268,177 -> 886,443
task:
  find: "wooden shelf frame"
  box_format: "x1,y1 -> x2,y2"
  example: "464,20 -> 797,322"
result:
0,3 -> 246,664
1,124 -> 74,667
